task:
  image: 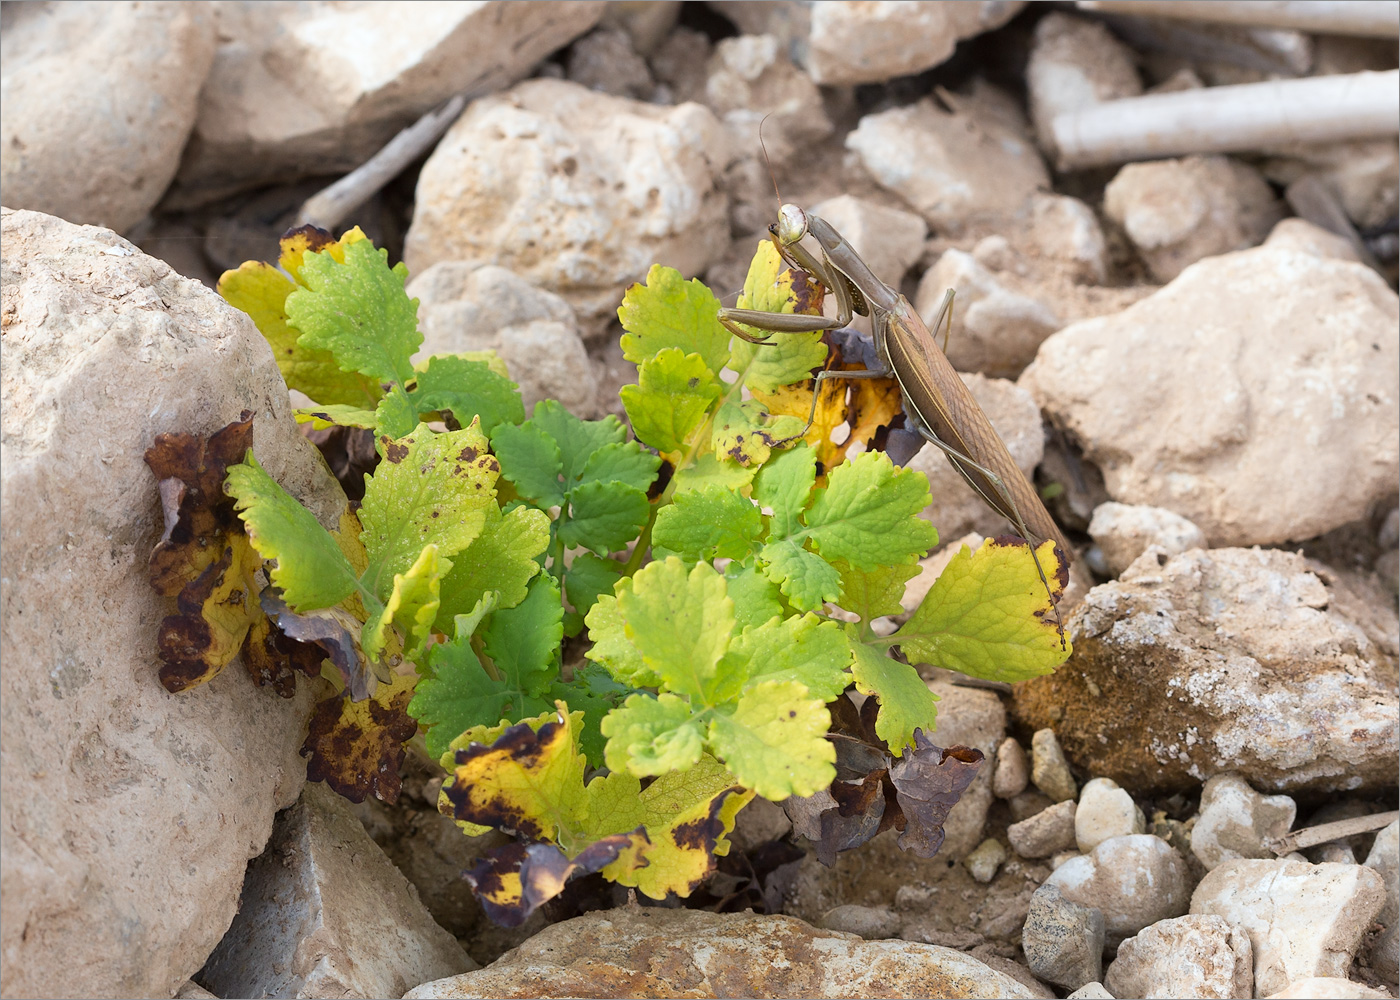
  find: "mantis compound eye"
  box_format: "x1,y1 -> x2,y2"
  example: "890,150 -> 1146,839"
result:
775,203 -> 808,246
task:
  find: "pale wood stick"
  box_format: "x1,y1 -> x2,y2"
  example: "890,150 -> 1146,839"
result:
1078,1 -> 1399,37
296,93 -> 472,231
1267,810 -> 1399,856
1052,70 -> 1400,169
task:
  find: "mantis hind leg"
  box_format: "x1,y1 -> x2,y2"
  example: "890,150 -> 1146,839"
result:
909,418 -> 1066,639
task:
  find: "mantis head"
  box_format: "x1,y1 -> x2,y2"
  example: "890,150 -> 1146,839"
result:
771,203 -> 809,249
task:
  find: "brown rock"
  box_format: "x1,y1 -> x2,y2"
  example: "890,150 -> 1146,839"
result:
403,908 -> 1042,999
1011,547 -> 1399,795
0,208 -> 343,998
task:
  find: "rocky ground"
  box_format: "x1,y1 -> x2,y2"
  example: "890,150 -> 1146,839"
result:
1,2 -> 1396,999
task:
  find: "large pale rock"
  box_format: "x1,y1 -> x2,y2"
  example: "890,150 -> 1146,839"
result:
916,250 -> 1061,378
1025,13 -> 1141,162
1043,835 -> 1192,943
702,33 -> 833,167
0,1 -> 216,232
708,1 -> 1025,86
407,263 -> 599,418
198,783 -> 473,999
1105,914 -> 1253,1000
810,196 -> 928,303
1011,547 -> 1400,795
1266,978 -> 1393,999
903,374 -> 1046,542
0,209 -> 343,998
1190,773 -> 1296,871
1192,859 -> 1387,997
404,79 -> 732,337
921,682 -> 1005,859
404,907 -> 1041,998
1104,156 -> 1283,283
1362,821 -> 1399,980
846,83 -> 1050,235
172,1 -> 605,203
1021,246 -> 1399,547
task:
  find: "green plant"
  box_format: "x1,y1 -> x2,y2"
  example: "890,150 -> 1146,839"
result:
146,225 -> 1070,925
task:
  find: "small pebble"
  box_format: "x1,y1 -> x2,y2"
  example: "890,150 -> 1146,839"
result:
1066,984 -> 1115,999
1009,800 -> 1077,859
1075,777 -> 1145,853
816,904 -> 901,940
1031,729 -> 1077,802
993,737 -> 1029,799
963,838 -> 1008,884
1190,772 -> 1295,870
1022,883 -> 1105,990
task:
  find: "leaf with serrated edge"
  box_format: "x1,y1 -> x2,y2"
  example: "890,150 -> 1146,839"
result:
836,559 -> 923,623
362,543 -> 447,664
225,453 -> 362,612
285,237 -> 421,388
480,574 -> 562,699
711,400 -> 803,468
849,642 -> 940,756
730,614 -> 852,702
618,264 -> 731,376
302,670 -> 418,803
727,240 -> 827,393
295,405 -> 380,430
894,538 -> 1071,683
706,680 -> 834,800
218,257 -> 382,409
577,441 -> 661,495
409,353 -> 524,436
433,504 -> 548,632
600,692 -> 704,776
758,537 -> 842,612
617,558 -> 732,701
561,480 -> 650,556
593,756 -> 754,900
723,562 -> 785,633
670,452 -> 756,494
652,484 -> 761,563
564,553 -> 625,627
620,348 -> 722,456
804,450 -> 938,568
752,442 -> 816,540
490,421 -> 565,507
584,590 -> 662,688
530,400 -> 627,485
358,421 -> 498,601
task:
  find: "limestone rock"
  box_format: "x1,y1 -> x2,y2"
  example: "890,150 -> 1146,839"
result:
1021,246 -> 1399,547
1362,820 -> 1399,980
403,79 -> 732,337
1044,835 -> 1192,943
1067,985 -> 1115,999
1010,547 -> 1399,795
916,250 -> 1061,378
1075,778 -> 1145,854
818,904 -> 902,940
1022,883 -> 1105,990
702,34 -> 833,167
403,908 -> 1042,998
903,374 -> 1045,542
1265,978 -> 1393,999
1087,503 -> 1206,578
994,737 -> 1030,800
921,682 -> 1005,858
1104,156 -> 1283,283
172,1 -> 605,203
965,838 -> 1009,884
0,208 -> 343,998
1031,728 -> 1077,803
1105,914 -> 1252,1000
847,83 -> 1049,235
1191,773 -> 1297,871
708,1 -> 1025,86
1192,859 -> 1387,997
1025,12 -> 1141,162
1009,801 -> 1078,860
0,2 -> 216,232
199,784 -> 473,999
1263,218 -> 1365,265
1028,193 -> 1110,285
567,27 -> 655,100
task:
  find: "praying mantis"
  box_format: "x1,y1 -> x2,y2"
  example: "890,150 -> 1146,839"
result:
718,203 -> 1072,625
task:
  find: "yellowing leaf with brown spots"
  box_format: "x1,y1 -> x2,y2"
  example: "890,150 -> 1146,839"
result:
302,669 -> 418,803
